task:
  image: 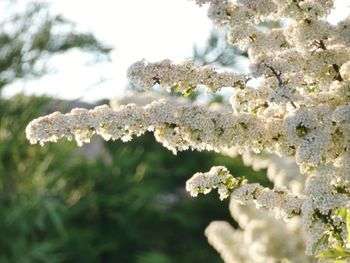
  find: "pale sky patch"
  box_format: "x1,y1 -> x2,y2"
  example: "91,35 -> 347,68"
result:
2,0 -> 350,102
3,0 -> 212,102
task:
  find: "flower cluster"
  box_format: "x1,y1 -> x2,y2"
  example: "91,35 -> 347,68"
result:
186,166 -> 247,200
127,59 -> 245,94
26,0 -> 350,261
186,166 -> 303,220
205,221 -> 243,263
206,200 -> 313,263
26,101 -> 270,154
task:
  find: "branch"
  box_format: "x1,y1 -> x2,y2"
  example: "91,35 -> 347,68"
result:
332,64 -> 343,82
26,101 -> 269,154
312,40 -> 343,82
186,166 -> 304,220
127,59 -> 246,95
264,63 -> 284,87
264,63 -> 297,108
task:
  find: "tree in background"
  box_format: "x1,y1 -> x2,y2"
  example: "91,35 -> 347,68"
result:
26,0 -> 350,262
0,1 -> 111,93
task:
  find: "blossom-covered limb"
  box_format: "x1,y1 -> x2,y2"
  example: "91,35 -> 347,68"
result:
127,59 -> 246,94
26,101 -> 269,153
186,166 -> 248,200
186,166 -> 304,220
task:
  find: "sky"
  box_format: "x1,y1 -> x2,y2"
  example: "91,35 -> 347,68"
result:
2,0 -> 212,102
2,0 -> 350,102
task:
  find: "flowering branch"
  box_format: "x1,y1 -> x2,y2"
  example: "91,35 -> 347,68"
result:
127,59 -> 246,94
26,101 -> 270,154
186,166 -> 303,220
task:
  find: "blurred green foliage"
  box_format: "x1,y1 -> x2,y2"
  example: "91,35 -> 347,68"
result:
0,94 -> 269,262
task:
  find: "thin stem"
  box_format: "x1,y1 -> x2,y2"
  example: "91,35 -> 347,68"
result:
264,63 -> 297,109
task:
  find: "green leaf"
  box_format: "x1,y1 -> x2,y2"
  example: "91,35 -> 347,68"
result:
332,243 -> 349,253
337,207 -> 347,220
346,209 -> 350,245
173,86 -> 180,93
316,249 -> 348,260
317,243 -> 350,262
184,86 -> 195,97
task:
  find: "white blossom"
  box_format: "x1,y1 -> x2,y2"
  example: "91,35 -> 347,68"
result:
26,101 -> 274,154
205,200 -> 314,263
205,221 -> 246,263
186,166 -> 304,220
186,166 -> 246,200
127,59 -> 245,94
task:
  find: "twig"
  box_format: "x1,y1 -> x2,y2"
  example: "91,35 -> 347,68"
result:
264,63 -> 297,109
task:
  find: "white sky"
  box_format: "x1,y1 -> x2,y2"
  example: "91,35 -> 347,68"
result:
2,0 -> 350,102
3,0 -> 212,102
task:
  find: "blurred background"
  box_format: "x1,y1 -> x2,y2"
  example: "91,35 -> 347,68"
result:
0,0 -> 283,262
